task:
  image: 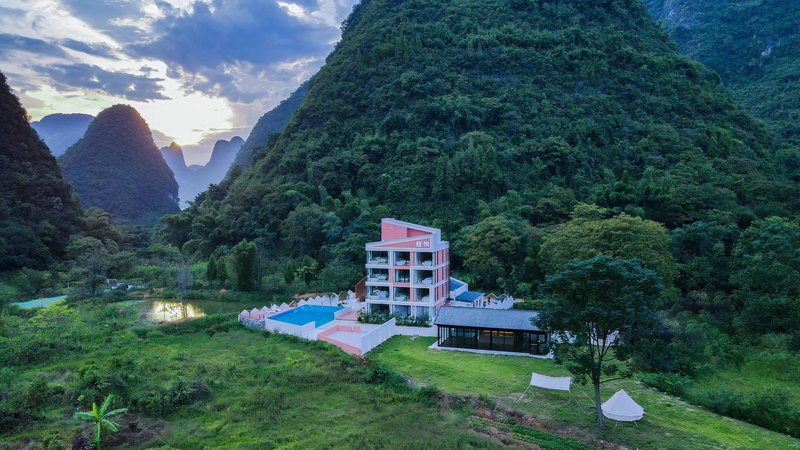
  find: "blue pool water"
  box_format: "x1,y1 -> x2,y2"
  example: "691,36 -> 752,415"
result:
270,305 -> 344,327
12,295 -> 68,309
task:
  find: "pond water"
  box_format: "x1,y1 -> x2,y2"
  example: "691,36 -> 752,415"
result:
137,299 -> 264,323
12,295 -> 68,309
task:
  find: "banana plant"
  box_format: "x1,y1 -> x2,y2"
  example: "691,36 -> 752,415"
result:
74,394 -> 128,449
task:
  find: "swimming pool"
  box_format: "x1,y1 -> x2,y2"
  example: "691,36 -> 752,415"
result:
12,295 -> 67,309
269,305 -> 344,327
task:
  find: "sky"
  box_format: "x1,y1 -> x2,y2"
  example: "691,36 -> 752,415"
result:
0,0 -> 358,164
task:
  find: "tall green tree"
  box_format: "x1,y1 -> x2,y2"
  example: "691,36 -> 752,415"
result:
461,215 -> 531,290
206,255 -> 218,284
65,236 -> 113,297
229,239 -> 257,291
539,204 -> 675,282
74,394 -> 127,449
536,256 -> 664,427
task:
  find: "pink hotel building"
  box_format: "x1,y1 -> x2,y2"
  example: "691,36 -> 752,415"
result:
365,219 -> 450,319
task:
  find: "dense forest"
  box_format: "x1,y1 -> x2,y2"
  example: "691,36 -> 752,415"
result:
0,72 -> 85,270
167,0 -> 797,275
645,0 -> 800,151
60,105 -> 180,223
231,81 -> 309,169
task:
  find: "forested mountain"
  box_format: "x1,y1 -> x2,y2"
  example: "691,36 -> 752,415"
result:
0,72 -> 84,269
60,105 -> 179,222
232,82 -> 308,169
161,137 -> 243,207
30,113 -> 94,157
166,0 -> 797,261
645,0 -> 800,151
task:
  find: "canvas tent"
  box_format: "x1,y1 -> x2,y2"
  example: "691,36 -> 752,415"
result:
602,390 -> 644,422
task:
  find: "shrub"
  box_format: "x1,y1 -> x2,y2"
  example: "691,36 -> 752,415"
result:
640,372 -> 692,397
357,310 -> 430,327
138,379 -> 211,416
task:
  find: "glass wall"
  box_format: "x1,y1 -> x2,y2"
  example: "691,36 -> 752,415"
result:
437,326 -> 548,355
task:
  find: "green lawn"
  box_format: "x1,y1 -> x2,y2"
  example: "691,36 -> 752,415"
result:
370,336 -> 800,450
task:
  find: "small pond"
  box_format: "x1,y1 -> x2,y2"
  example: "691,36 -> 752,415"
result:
12,295 -> 68,309
137,299 -> 264,323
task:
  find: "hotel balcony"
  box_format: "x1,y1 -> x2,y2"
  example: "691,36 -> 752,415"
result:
394,287 -> 410,302
414,269 -> 434,285
394,269 -> 410,283
368,269 -> 389,282
394,251 -> 410,266
368,287 -> 390,301
415,288 -> 431,303
367,251 -> 389,265
414,253 -> 434,267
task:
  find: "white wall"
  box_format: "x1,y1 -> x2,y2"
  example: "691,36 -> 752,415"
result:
360,318 -> 397,354
264,318 -> 316,340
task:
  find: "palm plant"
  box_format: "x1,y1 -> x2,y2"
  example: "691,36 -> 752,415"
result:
74,394 -> 128,449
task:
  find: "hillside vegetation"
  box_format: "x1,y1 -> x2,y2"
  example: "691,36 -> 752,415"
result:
168,0 -> 796,265
0,72 -> 84,270
645,0 -> 800,151
60,105 -> 179,223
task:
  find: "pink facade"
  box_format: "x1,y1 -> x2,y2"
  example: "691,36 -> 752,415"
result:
365,219 -> 450,318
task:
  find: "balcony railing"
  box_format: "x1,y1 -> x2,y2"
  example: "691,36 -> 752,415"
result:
368,257 -> 389,264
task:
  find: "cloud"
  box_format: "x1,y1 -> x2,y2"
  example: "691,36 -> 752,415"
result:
40,63 -> 169,101
59,38 -> 116,58
130,1 -> 339,71
0,33 -> 65,58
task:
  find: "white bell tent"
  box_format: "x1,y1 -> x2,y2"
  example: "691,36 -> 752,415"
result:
602,389 -> 644,422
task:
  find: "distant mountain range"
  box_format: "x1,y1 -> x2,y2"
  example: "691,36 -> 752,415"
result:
161,137 -> 243,207
59,105 -> 179,222
31,113 -> 94,157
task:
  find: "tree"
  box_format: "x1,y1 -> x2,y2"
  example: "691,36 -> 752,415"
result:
176,261 -> 194,299
229,239 -> 257,291
730,217 -> 800,336
206,255 -> 218,284
538,204 -> 675,282
462,215 -> 530,290
65,236 -> 112,297
535,256 -> 664,427
74,393 -> 127,449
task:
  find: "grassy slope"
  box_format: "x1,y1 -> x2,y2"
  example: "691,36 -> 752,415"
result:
0,310 -> 504,449
370,337 -> 800,450
686,351 -> 800,407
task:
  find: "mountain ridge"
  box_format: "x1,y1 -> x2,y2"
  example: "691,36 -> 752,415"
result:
60,104 -> 180,222
31,113 -> 94,157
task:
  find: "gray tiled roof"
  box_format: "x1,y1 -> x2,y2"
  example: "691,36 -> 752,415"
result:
434,306 -> 541,331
